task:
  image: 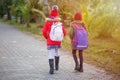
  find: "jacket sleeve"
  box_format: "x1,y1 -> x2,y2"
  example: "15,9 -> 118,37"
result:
42,22 -> 48,39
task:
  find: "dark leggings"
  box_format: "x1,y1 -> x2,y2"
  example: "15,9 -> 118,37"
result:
72,50 -> 83,66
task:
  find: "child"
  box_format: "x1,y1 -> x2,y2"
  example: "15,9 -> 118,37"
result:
69,12 -> 88,72
42,5 -> 66,74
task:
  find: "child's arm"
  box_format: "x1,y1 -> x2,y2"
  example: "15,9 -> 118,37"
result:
69,23 -> 75,40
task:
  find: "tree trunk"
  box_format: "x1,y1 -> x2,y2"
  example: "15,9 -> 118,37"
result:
26,22 -> 31,28
20,16 -> 24,24
7,9 -> 11,20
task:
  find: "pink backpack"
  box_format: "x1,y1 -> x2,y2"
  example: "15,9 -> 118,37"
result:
73,23 -> 88,50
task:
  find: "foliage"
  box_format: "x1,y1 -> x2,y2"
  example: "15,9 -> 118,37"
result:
79,1 -> 120,38
0,0 -> 6,17
0,0 -> 13,20
90,2 -> 120,38
31,8 -> 46,21
28,0 -> 42,9
28,0 -> 46,18
27,0 -> 48,23
11,0 -> 25,22
21,3 -> 31,27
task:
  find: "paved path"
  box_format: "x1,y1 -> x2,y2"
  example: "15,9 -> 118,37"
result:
0,22 -> 114,80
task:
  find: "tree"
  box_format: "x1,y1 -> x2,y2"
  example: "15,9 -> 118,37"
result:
0,0 -> 13,20
0,0 -> 6,18
11,0 -> 25,23
21,4 -> 31,28
29,0 -> 47,19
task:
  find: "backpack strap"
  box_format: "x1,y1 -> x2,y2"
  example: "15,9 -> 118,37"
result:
73,22 -> 86,30
73,22 -> 80,28
53,22 -> 62,25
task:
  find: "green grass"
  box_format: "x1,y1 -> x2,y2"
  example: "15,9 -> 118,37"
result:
0,18 -> 120,77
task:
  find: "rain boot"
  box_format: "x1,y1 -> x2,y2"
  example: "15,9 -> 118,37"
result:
55,56 -> 59,70
49,59 -> 54,74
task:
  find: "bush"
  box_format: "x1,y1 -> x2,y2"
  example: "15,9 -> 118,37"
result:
82,2 -> 120,38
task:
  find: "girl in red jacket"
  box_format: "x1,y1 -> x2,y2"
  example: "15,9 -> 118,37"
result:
42,5 -> 66,74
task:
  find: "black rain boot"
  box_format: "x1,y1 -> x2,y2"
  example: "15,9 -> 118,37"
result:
49,59 -> 54,74
55,56 -> 59,70
72,50 -> 79,70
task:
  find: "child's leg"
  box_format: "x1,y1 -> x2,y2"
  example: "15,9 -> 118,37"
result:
78,50 -> 83,72
55,48 -> 59,57
72,49 -> 79,70
49,49 -> 55,59
55,48 -> 60,70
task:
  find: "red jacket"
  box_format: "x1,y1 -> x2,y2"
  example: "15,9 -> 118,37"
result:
42,20 -> 66,46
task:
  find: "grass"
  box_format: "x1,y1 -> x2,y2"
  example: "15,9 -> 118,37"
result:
84,39 -> 120,74
0,18 -> 120,78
